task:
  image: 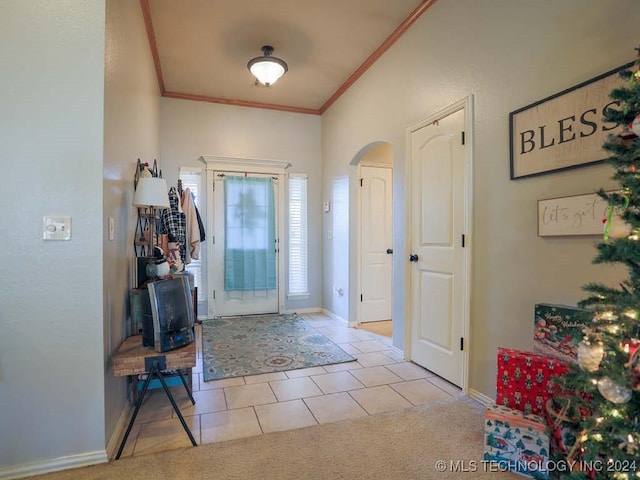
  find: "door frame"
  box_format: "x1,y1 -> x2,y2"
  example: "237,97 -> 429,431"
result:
357,163 -> 393,325
403,95 -> 474,392
200,155 -> 291,318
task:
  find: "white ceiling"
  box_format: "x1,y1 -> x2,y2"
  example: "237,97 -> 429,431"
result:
145,0 -> 433,114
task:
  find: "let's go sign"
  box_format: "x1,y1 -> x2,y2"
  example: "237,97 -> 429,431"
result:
509,62 -> 633,179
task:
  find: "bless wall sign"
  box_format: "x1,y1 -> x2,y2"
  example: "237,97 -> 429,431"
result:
510,62 -> 633,180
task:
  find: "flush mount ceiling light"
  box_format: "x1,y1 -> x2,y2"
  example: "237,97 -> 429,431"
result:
247,45 -> 288,87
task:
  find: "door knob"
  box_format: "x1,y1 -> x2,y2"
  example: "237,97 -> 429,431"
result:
386,248 -> 393,254
409,254 -> 419,262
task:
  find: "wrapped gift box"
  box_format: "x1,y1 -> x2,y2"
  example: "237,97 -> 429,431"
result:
533,303 -> 591,363
484,403 -> 550,479
496,347 -> 568,417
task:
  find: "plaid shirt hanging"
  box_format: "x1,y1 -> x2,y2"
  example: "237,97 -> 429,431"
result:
159,187 -> 186,268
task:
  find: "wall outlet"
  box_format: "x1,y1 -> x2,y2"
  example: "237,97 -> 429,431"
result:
43,216 -> 71,240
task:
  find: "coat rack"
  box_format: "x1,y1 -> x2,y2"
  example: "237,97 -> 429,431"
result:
133,159 -> 163,258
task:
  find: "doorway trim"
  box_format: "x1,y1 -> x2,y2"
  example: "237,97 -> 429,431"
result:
403,95 -> 474,392
200,155 -> 291,318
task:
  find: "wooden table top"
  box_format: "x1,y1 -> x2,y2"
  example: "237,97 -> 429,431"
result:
112,335 -> 196,377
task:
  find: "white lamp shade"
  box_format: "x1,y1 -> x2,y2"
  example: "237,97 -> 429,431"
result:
250,60 -> 286,86
247,46 -> 288,86
133,177 -> 170,208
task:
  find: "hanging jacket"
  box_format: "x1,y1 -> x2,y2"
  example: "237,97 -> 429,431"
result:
160,187 -> 186,268
195,204 -> 206,242
181,187 -> 201,263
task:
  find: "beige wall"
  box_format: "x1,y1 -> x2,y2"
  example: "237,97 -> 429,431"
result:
0,0 -> 107,470
0,0 -> 161,474
321,0 -> 637,398
159,98 -> 323,312
3,0 -> 640,475
103,0 -> 161,449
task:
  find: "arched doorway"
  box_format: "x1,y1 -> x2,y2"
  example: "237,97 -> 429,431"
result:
348,142 -> 394,335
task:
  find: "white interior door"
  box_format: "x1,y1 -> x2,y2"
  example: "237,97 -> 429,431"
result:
212,172 -> 279,316
408,105 -> 469,388
360,165 -> 393,322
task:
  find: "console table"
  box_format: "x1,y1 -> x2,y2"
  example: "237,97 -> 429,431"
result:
112,335 -> 197,459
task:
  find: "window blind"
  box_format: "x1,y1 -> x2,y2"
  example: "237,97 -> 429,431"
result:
288,174 -> 308,296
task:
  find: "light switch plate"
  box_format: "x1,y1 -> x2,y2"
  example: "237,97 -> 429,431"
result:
43,216 -> 71,240
323,201 -> 330,213
108,217 -> 115,241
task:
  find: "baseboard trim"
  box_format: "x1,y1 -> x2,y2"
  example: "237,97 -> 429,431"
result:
468,388 -> 493,406
388,345 -> 404,358
283,307 -> 324,315
105,400 -> 133,460
320,308 -> 348,325
0,450 -> 108,480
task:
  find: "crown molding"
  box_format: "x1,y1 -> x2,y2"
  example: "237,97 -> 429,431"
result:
164,91 -> 319,115
319,0 -> 438,114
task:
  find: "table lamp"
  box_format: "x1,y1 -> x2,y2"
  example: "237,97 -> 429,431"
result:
133,177 -> 170,257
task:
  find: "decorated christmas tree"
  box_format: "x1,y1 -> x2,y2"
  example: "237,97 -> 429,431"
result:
551,48 -> 640,479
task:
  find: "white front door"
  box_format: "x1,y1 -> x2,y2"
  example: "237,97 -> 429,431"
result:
212,172 -> 279,316
407,103 -> 470,388
360,165 -> 393,322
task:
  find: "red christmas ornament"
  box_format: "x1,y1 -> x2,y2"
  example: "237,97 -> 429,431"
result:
622,339 -> 640,356
623,340 -> 640,390
632,164 -> 637,173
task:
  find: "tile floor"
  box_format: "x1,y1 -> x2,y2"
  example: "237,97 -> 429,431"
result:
115,313 -> 462,459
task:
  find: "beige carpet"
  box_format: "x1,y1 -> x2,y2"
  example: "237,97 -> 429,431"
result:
28,396 -> 520,480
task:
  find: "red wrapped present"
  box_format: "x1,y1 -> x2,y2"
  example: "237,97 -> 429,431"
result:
496,347 -> 568,417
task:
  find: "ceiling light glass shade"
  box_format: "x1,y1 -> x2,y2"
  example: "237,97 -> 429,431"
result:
133,177 -> 170,208
248,45 -> 288,86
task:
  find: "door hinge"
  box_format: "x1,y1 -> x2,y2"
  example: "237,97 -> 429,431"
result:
461,234 -> 466,247
360,178 -> 363,187
460,337 -> 464,351
212,290 -> 215,300
461,131 -> 465,145
212,235 -> 215,245
360,294 -> 363,302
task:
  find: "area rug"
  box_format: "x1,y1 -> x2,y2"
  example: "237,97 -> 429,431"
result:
201,313 -> 356,381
